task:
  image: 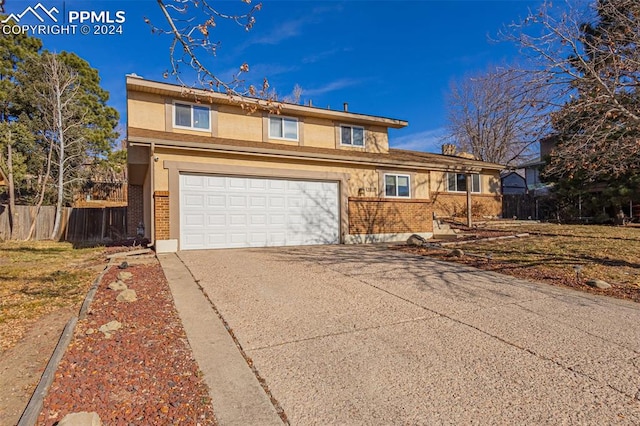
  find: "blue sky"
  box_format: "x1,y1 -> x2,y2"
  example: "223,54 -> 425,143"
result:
4,0 -> 542,153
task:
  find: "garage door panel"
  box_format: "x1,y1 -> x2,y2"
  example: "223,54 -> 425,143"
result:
229,214 -> 247,225
269,214 -> 286,225
206,176 -> 226,188
249,196 -> 266,208
180,174 -> 339,250
250,214 -> 267,225
183,175 -> 205,188
229,196 -> 247,207
183,213 -> 205,227
207,195 -> 226,208
184,194 -> 205,208
269,197 -> 285,209
229,178 -> 247,189
249,179 -> 267,190
207,214 -> 225,226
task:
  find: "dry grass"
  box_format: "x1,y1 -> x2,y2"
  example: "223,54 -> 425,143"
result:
402,223 -> 640,303
0,241 -> 105,352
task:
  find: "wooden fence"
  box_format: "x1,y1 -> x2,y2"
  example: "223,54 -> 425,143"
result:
0,205 -> 127,243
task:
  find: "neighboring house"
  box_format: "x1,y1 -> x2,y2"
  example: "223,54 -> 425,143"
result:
126,76 -> 503,252
501,171 -> 526,195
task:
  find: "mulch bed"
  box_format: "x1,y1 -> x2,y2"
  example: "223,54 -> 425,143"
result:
38,259 -> 216,425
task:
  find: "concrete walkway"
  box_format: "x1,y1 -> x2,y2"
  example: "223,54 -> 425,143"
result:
157,253 -> 283,425
172,245 -> 640,424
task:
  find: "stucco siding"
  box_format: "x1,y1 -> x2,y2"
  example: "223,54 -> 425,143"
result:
128,92 -> 165,131
216,105 -> 263,142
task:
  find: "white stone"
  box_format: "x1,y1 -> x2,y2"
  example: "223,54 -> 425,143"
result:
108,280 -> 128,291
58,411 -> 102,426
116,289 -> 137,302
99,320 -> 122,334
117,271 -> 133,281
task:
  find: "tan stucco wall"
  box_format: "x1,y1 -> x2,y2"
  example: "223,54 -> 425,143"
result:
152,148 -> 429,199
304,117 -> 335,149
128,92 -> 165,132
217,105 -> 263,142
128,90 -> 391,153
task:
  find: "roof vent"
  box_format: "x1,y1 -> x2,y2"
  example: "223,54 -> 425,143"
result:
343,102 -> 348,112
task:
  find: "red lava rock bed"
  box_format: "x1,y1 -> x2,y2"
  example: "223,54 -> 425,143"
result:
38,258 -> 217,425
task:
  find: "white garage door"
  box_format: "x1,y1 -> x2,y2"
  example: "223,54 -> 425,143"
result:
180,174 -> 340,250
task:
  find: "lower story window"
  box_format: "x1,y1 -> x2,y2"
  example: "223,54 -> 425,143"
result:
447,173 -> 480,193
385,174 -> 410,198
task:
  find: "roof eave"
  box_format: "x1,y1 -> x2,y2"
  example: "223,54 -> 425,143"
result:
126,75 -> 408,129
128,136 -> 485,173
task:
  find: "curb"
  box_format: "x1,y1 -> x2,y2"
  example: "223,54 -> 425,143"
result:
17,261 -> 111,426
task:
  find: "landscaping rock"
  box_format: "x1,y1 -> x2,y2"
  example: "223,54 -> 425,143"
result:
85,328 -> 96,335
450,248 -> 464,257
99,320 -> 122,335
407,234 -> 427,246
586,279 -> 612,289
117,289 -> 137,302
108,280 -> 128,291
117,271 -> 133,281
58,411 -> 102,426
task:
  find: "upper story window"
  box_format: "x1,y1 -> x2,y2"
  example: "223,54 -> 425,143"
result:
269,116 -> 298,141
385,174 -> 410,198
174,102 -> 210,131
447,173 -> 481,193
340,125 -> 364,147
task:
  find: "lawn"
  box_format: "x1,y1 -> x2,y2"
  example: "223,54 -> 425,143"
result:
0,241 -> 105,351
402,223 -> 640,303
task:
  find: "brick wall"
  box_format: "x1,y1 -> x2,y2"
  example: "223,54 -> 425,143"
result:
127,184 -> 144,237
432,193 -> 502,219
348,197 -> 433,235
154,191 -> 170,240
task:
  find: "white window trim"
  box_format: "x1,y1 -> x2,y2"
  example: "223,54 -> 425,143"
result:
446,173 -> 481,193
268,115 -> 299,141
384,173 -> 411,198
339,124 -> 365,147
173,101 -> 211,132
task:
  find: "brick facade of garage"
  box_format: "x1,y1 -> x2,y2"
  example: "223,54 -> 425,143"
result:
432,193 -> 502,219
348,198 -> 433,235
154,191 -> 170,240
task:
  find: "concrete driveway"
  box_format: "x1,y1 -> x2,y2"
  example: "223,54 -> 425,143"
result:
176,245 -> 640,424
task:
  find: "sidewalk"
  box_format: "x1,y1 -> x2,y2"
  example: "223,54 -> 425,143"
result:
157,253 -> 283,426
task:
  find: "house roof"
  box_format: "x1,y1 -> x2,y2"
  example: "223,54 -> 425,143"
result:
128,127 -> 504,173
126,75 -> 408,129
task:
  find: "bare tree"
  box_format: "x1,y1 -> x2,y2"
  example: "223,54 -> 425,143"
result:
28,53 -> 86,240
283,84 -> 304,104
444,67 -> 549,166
147,0 -> 279,111
501,0 -> 640,180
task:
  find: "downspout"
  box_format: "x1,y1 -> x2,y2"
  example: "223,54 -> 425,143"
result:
149,141 -> 155,247
466,172 -> 472,228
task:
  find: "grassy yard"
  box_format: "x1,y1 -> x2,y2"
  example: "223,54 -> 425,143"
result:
404,223 -> 640,303
0,241 -> 105,351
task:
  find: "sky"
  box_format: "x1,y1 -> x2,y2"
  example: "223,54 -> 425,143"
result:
3,0 -> 544,153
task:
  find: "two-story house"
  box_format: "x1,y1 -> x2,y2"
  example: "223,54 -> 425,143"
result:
126,76 -> 503,252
